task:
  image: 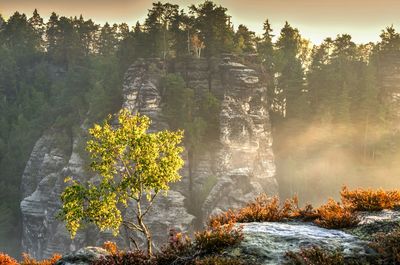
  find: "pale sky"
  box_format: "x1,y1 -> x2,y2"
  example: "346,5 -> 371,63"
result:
1,0 -> 400,44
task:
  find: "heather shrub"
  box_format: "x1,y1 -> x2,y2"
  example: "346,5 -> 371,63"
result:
91,251 -> 151,265
0,253 -> 18,265
208,210 -> 237,228
103,241 -> 119,255
371,229 -> 400,264
341,186 -> 400,211
193,256 -> 247,265
208,195 -> 303,226
195,222 -> 243,254
315,199 -> 359,229
154,230 -> 194,265
21,253 -> 62,265
285,246 -> 345,265
295,204 -> 319,222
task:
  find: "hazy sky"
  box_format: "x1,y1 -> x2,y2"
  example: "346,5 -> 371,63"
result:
1,0 -> 400,44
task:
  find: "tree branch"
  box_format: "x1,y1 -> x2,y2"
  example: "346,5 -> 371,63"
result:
142,192 -> 159,217
123,220 -> 144,233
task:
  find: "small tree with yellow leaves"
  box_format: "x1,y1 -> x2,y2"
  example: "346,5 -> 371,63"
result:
59,109 -> 184,256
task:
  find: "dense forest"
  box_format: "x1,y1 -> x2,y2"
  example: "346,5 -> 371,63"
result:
1,0 -> 400,256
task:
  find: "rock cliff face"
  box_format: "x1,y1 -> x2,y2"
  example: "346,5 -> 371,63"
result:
20,57 -> 278,258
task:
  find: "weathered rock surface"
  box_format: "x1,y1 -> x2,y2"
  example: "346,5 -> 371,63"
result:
55,247 -> 109,265
20,57 -> 278,258
229,210 -> 400,264
57,210 -> 399,265
233,222 -> 370,264
203,60 -> 277,218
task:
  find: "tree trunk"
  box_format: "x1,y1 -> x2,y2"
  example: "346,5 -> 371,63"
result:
137,201 -> 153,256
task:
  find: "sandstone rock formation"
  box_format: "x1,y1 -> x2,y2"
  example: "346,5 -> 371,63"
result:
20,57 -> 278,258
202,60 -> 277,218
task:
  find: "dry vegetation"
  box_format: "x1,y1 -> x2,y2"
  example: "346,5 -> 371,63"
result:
3,187 -> 400,265
0,253 -> 62,265
209,186 -> 400,230
20,254 -> 62,265
92,223 -> 245,265
285,246 -> 345,265
341,186 -> 400,211
0,253 -> 19,265
314,199 -> 359,229
370,229 -> 400,264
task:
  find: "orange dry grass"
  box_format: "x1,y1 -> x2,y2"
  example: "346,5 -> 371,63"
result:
21,253 -> 61,265
0,253 -> 19,265
315,199 -> 359,229
341,186 -> 400,211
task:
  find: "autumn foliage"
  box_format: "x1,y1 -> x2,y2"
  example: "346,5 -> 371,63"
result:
208,186 -> 400,230
4,187 -> 400,265
208,195 -> 305,226
341,186 -> 400,211
103,241 -> 119,255
93,222 -> 245,265
195,221 -> 244,254
285,246 -> 345,265
314,199 -> 359,228
0,253 -> 18,265
20,253 -> 61,265
0,253 -> 61,265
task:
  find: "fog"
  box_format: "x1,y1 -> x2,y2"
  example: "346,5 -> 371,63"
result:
276,121 -> 400,206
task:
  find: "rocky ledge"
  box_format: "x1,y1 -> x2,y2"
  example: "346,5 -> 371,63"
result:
56,210 -> 399,265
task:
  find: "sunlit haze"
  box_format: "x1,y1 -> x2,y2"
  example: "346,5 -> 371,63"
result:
2,0 -> 400,44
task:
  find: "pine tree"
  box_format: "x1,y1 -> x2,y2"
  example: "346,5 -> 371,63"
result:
28,9 -> 45,51
189,1 -> 234,57
275,22 -> 306,120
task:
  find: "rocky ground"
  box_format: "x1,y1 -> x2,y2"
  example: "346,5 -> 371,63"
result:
55,209 -> 400,265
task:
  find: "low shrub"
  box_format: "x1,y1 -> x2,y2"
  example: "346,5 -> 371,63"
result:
0,253 -> 19,265
208,195 -> 303,226
370,229 -> 400,264
195,221 -> 244,254
315,199 -> 359,229
235,195 -> 295,223
341,186 -> 400,211
295,204 -> 320,222
91,251 -> 150,265
193,256 -> 247,265
285,246 -> 345,265
102,241 -> 119,255
21,253 -> 62,265
92,225 -> 244,265
154,230 -> 194,265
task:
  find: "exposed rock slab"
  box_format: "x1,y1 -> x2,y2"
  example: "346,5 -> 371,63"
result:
55,247 -> 109,265
233,222 -> 371,265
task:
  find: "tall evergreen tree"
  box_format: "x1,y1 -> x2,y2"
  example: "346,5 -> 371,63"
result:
275,22 -> 306,120
234,24 -> 256,53
189,1 -> 234,57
